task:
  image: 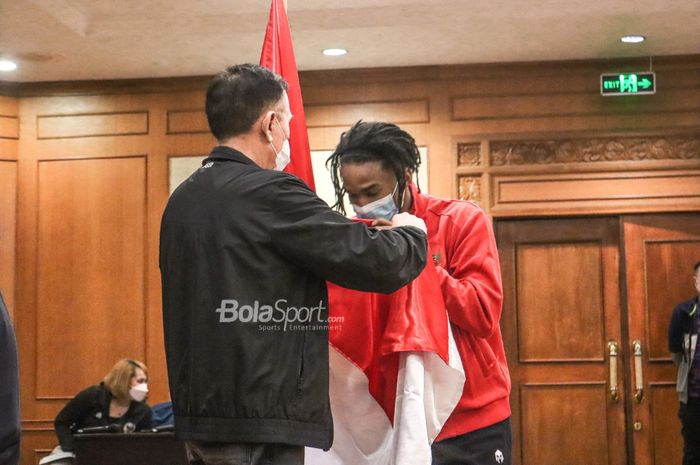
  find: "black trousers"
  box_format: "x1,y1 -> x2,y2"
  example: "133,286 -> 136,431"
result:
185,441 -> 304,465
680,399 -> 700,465
432,418 -> 512,465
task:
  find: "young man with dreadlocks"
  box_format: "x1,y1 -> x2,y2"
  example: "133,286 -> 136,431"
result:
328,121 -> 512,465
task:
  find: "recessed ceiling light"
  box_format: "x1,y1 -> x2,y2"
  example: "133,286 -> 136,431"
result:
620,35 -> 645,44
0,59 -> 17,72
322,48 -> 348,57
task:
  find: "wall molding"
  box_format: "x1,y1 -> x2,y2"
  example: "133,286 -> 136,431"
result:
37,111 -> 149,139
0,115 -> 19,139
491,134 -> 700,166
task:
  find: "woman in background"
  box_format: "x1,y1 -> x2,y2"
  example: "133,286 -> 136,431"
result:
53,358 -> 153,453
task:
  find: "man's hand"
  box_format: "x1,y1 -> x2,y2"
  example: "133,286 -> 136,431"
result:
370,219 -> 392,228
391,212 -> 427,234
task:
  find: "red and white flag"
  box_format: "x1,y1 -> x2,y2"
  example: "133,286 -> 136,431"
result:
307,261 -> 466,465
259,0 -> 315,191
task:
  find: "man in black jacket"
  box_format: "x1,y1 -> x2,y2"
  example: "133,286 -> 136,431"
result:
160,64 -> 428,465
669,260 -> 700,465
0,291 -> 20,465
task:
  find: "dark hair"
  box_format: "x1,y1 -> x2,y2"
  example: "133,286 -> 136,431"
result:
695,261 -> 700,274
326,121 -> 421,214
205,64 -> 288,141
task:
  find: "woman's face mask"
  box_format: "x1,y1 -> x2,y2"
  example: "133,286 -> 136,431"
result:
351,183 -> 399,220
129,383 -> 148,402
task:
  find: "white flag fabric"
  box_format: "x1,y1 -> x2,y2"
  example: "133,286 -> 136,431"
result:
306,327 -> 465,465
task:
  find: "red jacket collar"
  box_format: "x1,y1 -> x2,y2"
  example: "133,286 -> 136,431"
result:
407,182 -> 427,218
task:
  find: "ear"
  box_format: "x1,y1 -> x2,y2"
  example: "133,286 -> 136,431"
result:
260,111 -> 275,142
403,168 -> 413,184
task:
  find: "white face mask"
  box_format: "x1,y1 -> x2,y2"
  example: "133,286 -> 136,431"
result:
270,119 -> 291,172
275,139 -> 291,171
129,383 -> 148,402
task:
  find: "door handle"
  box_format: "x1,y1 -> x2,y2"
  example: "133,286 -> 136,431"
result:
608,341 -> 620,402
633,340 -> 644,403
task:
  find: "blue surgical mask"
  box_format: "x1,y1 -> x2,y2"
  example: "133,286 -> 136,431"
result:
352,183 -> 399,220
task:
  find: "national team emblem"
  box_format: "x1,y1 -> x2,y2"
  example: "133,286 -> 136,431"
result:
495,449 -> 504,464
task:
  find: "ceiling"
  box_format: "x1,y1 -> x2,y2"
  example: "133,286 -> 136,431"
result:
0,0 -> 698,82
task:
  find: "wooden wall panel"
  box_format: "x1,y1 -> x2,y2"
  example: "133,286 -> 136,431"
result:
497,171 -> 700,202
0,114 -> 19,139
37,111 -> 148,139
167,110 -> 208,134
516,241 -> 604,362
164,100 -> 433,133
520,384 -> 609,465
305,99 -> 430,127
0,161 -> 17,316
491,170 -> 700,216
0,95 -> 18,318
0,95 -> 19,144
499,217 -> 626,465
35,156 -> 146,398
621,213 -> 699,465
452,89 -> 698,121
650,384 -> 683,465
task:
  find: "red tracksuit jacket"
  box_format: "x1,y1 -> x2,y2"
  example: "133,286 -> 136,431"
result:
409,183 -> 511,440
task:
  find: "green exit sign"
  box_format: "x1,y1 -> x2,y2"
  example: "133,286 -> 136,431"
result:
600,72 -> 656,96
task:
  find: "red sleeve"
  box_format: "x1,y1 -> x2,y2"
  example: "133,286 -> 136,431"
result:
435,207 -> 503,338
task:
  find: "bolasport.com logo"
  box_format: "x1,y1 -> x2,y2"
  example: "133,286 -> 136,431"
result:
215,299 -> 344,331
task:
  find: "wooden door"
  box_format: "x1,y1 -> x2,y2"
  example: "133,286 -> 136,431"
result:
622,213 -> 700,465
498,217 -> 627,465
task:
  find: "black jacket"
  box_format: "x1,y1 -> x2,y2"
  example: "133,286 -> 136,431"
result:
669,296 -> 699,355
0,292 -> 19,465
669,296 -> 700,403
54,384 -> 153,451
159,146 -> 427,450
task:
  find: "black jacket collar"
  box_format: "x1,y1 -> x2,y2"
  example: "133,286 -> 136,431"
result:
680,296 -> 700,315
205,146 -> 259,167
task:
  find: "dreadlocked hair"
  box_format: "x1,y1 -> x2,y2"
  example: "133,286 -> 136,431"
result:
326,121 -> 421,214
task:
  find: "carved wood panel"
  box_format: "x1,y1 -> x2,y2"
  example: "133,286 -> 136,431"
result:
456,133 -> 700,216
457,142 -> 481,166
457,176 -> 481,204
490,135 -> 700,166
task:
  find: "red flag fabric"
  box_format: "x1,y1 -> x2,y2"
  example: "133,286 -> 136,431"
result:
259,0 -> 316,191
328,261 -> 450,422
306,260 -> 466,465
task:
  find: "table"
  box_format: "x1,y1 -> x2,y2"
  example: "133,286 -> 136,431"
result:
73,432 -> 188,465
